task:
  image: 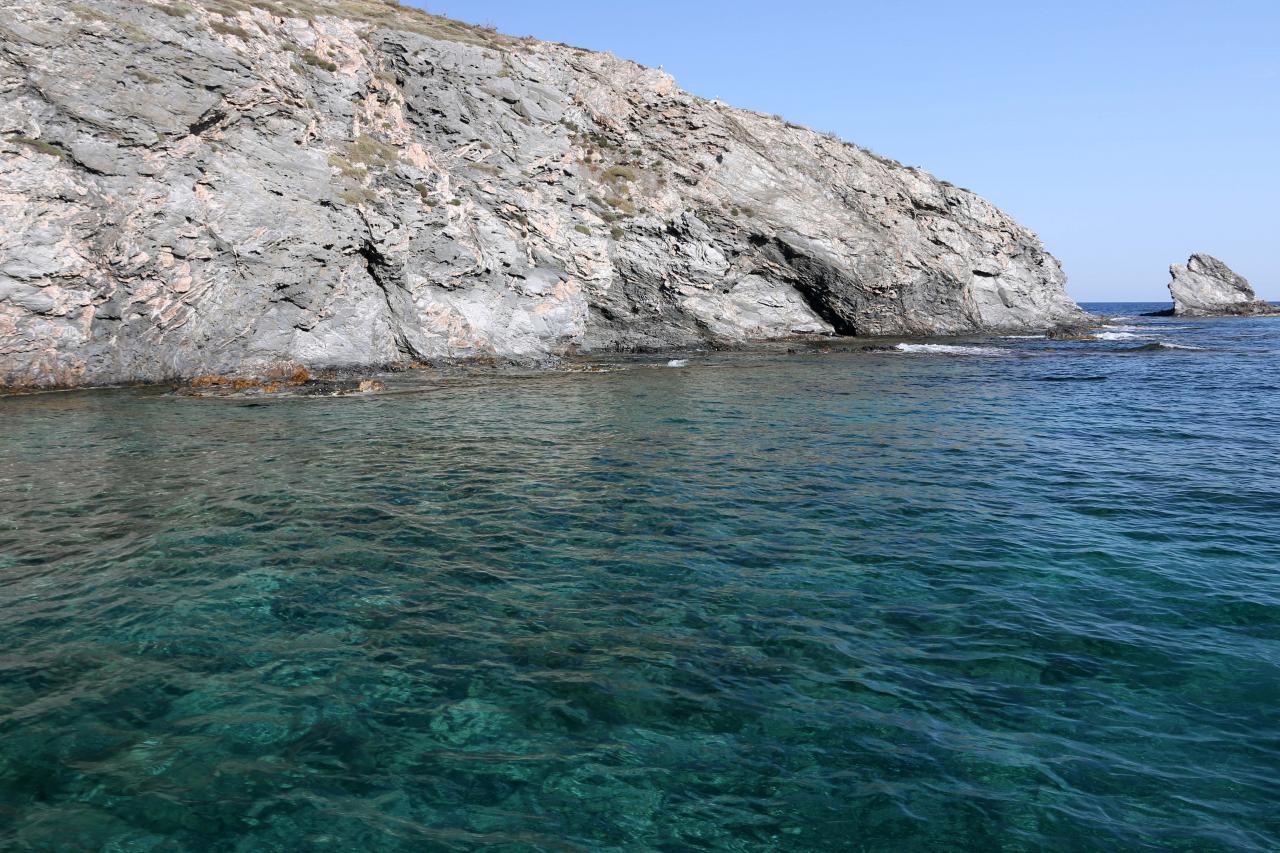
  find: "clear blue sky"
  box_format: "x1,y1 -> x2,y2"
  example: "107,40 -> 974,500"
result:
424,1 -> 1278,302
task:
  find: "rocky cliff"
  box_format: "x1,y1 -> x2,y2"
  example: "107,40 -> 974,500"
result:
0,0 -> 1088,388
1167,254 -> 1277,317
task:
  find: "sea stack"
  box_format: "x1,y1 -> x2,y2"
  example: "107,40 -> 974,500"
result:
1167,254 -> 1278,317
0,0 -> 1089,389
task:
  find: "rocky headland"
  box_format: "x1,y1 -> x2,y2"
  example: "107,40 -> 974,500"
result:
1,0 -> 1089,389
1165,254 -> 1278,317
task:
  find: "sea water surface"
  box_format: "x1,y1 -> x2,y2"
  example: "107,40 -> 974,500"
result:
1,303 -> 1278,851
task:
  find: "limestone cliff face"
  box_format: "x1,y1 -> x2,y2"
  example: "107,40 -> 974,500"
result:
0,0 -> 1088,388
1167,254 -> 1277,317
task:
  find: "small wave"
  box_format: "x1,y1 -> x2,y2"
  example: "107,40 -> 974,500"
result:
1003,334 -> 1046,340
666,359 -> 689,368
1118,342 -> 1208,353
1101,324 -> 1140,332
894,343 -> 1007,356
1095,331 -> 1147,341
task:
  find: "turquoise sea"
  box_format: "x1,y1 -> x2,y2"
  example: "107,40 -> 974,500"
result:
1,303 -> 1278,851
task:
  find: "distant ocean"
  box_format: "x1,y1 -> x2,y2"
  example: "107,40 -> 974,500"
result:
2,302 -> 1278,850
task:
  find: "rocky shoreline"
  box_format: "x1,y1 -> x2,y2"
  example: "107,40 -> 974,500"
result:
2,0 -> 1089,390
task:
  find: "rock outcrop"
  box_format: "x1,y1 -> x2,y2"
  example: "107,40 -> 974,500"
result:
1167,254 -> 1277,317
0,0 -> 1089,389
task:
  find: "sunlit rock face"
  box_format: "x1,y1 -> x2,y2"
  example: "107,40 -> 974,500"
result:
1167,254 -> 1277,317
0,0 -> 1088,388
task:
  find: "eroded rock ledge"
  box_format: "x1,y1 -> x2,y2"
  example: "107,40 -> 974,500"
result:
0,0 -> 1089,389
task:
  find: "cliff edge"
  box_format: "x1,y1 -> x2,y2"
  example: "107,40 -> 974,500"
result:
0,0 -> 1089,388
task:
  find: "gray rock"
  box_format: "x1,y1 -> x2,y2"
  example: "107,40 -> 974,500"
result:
1167,254 -> 1277,317
0,0 -> 1090,388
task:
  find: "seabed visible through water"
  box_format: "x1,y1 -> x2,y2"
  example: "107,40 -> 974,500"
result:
1,303 -> 1277,851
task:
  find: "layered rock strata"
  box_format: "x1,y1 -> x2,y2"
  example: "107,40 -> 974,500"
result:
1167,254 -> 1277,317
0,0 -> 1088,388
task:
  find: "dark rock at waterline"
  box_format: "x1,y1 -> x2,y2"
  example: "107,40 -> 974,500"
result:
173,374 -> 385,398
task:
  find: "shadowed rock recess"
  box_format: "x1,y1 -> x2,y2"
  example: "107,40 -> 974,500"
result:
0,0 -> 1088,388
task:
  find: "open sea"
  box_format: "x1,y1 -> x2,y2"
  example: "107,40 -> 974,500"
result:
1,302 -> 1278,851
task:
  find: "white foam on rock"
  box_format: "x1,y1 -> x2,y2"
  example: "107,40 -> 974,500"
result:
894,343 -> 1008,356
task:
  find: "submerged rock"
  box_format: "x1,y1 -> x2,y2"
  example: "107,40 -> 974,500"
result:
173,366 -> 384,397
1167,254 -> 1278,317
0,0 -> 1089,389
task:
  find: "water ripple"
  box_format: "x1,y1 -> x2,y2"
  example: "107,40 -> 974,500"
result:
0,304 -> 1278,850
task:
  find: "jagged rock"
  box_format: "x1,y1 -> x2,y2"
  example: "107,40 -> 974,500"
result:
1167,254 -> 1277,317
0,0 -> 1089,389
